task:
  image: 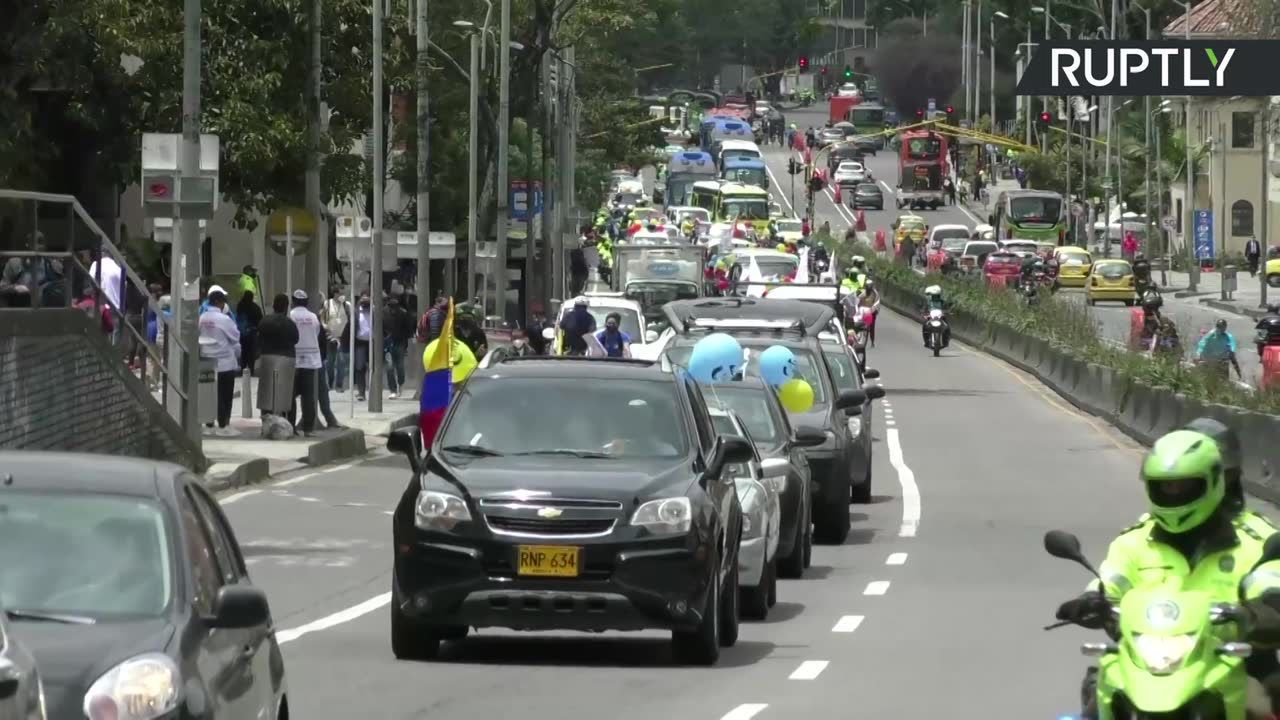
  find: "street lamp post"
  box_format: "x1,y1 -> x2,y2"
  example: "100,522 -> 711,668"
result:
369,0 -> 385,411
455,20 -> 482,303
974,0 -> 982,124
992,11 -> 1008,132
492,0 -> 511,319
1176,0 -> 1197,290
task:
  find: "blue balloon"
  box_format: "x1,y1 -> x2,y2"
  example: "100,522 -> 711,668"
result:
758,345 -> 798,387
688,333 -> 744,384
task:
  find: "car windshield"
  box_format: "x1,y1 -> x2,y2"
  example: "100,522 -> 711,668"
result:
941,238 -> 968,252
739,255 -> 798,279
440,377 -> 689,458
933,228 -> 969,242
1097,263 -> 1132,279
560,306 -> 642,339
1058,250 -> 1091,263
965,242 -> 998,256
616,192 -> 642,206
776,220 -> 802,233
838,163 -> 862,172
1009,196 -> 1062,223
702,385 -> 781,444
722,198 -> 769,220
822,348 -> 860,392
0,493 -> 172,618
666,344 -> 828,405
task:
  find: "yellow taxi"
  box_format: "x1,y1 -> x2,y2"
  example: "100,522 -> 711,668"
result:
893,214 -> 927,253
1054,245 -> 1093,288
1267,246 -> 1280,288
1086,258 -> 1137,306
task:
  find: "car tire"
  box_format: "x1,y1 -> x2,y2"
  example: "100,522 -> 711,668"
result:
390,595 -> 442,661
850,462 -> 872,504
778,518 -> 806,578
767,559 -> 778,607
672,571 -> 720,665
439,625 -> 469,641
741,560 -> 770,620
720,564 -> 740,647
814,493 -> 851,544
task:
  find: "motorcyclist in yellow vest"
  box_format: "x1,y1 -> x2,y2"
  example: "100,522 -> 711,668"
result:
841,256 -> 868,294
1056,426 -> 1280,717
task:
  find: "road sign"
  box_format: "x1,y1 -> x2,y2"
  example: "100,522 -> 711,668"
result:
927,98 -> 936,113
1193,209 -> 1214,261
140,133 -> 220,220
1161,215 -> 1176,230
1071,203 -> 1084,218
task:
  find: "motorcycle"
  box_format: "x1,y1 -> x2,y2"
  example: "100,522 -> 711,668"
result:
923,309 -> 948,357
1044,530 -> 1261,720
850,306 -> 873,349
1021,278 -> 1040,307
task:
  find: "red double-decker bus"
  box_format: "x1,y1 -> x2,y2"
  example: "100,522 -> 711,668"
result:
896,130 -> 949,210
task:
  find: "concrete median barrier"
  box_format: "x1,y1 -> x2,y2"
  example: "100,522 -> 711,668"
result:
1240,413 -> 1280,500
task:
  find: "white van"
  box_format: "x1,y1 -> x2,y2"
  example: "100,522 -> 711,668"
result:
718,139 -> 762,168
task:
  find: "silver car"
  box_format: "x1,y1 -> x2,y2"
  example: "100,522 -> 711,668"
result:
0,609 -> 46,720
709,408 -> 781,621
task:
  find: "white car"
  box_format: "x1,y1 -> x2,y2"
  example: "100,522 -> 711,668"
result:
927,223 -> 971,249
836,83 -> 860,98
772,217 -> 805,244
709,407 -> 781,619
1000,239 -> 1041,258
818,128 -> 845,147
832,161 -> 867,185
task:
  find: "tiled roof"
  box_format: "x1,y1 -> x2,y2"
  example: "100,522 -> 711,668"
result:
1162,0 -> 1263,37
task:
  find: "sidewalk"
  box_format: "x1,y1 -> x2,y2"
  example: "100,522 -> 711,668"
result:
202,382 -> 418,492
1150,269 -> 1272,320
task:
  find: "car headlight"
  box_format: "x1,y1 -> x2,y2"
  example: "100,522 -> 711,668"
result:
1133,633 -> 1197,675
415,490 -> 472,531
83,653 -> 179,720
742,504 -> 765,539
630,497 -> 692,535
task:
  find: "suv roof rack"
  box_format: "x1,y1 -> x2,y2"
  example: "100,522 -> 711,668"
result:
488,355 -> 656,367
685,317 -> 806,336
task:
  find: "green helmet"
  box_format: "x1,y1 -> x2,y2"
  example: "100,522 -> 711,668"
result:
1140,429 -> 1225,534
455,302 -> 478,320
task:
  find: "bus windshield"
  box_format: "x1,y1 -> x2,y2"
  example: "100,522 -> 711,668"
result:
722,197 -> 769,220
905,136 -> 941,159
848,107 -> 885,128
1009,196 -> 1062,223
724,168 -> 767,188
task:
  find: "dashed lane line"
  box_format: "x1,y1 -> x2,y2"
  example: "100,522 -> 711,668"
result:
886,552 -> 908,565
788,660 -> 830,680
273,473 -> 318,488
864,580 -> 891,595
720,703 -> 769,720
221,489 -> 262,504
832,615 -> 865,633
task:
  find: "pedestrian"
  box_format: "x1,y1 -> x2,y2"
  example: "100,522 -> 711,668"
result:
73,287 -> 114,335
235,264 -> 259,305
1122,230 -> 1139,261
198,288 -> 241,435
944,177 -> 956,206
343,292 -> 374,401
315,324 -> 345,430
320,287 -> 350,390
236,290 -> 263,376
594,312 -> 632,358
527,303 -> 551,355
382,294 -> 413,398
288,289 -> 322,436
1246,236 -> 1262,277
256,294 -> 298,422
416,293 -> 447,346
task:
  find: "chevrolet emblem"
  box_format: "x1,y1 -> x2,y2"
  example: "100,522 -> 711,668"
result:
536,507 -> 563,519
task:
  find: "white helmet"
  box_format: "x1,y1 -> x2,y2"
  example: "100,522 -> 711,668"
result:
851,255 -> 867,267
924,284 -> 942,296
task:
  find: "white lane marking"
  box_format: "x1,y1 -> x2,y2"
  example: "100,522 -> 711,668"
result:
383,510 -> 395,515
789,660 -> 830,680
888,428 -> 921,537
273,473 -> 317,488
832,615 -> 865,633
720,703 -> 769,720
957,201 -> 983,225
298,496 -> 320,503
885,420 -> 896,426
325,463 -> 356,473
864,580 -> 891,595
276,592 -> 392,644
763,161 -> 794,215
886,552 -> 908,565
221,489 -> 262,505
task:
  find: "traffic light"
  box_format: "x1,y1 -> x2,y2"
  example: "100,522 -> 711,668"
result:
798,56 -> 809,72
820,66 -> 828,76
915,108 -> 924,119
1037,110 -> 1053,127
843,66 -> 853,80
944,105 -> 956,123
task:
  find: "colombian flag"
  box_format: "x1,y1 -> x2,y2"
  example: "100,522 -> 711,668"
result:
419,299 -> 455,444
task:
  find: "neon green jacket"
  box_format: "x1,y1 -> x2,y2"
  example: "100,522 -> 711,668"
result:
1092,514 -> 1280,604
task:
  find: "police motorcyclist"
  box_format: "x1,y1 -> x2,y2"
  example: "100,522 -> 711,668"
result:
1255,302 -> 1280,359
452,302 -> 488,358
1059,426 -> 1280,718
1196,318 -> 1243,380
841,256 -> 869,292
921,284 -> 950,348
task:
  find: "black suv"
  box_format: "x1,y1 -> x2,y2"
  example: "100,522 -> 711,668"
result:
661,298 -> 885,545
387,356 -> 750,665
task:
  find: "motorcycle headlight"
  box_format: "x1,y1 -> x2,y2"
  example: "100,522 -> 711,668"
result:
415,490 -> 472,531
83,653 -> 179,720
1133,633 -> 1197,675
630,497 -> 692,535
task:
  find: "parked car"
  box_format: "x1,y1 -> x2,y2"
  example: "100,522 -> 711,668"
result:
0,452 -> 287,720
0,606 -> 45,720
387,356 -> 749,665
850,183 -> 883,210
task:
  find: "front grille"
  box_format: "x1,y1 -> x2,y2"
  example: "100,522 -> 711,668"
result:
485,515 -> 616,537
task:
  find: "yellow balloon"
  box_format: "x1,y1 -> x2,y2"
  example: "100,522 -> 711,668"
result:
778,379 -> 814,413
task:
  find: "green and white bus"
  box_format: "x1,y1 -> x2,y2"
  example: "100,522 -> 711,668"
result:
991,189 -> 1067,244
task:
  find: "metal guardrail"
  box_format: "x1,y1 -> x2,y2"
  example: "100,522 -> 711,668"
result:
0,190 -> 189,409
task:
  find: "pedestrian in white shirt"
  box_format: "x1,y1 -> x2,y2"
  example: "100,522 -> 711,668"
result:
198,289 -> 241,434
288,289 -> 322,436
88,254 -> 123,344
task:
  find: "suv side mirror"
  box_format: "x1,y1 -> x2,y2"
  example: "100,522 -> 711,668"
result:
793,426 -> 827,448
863,368 -> 881,379
834,389 -> 867,410
720,435 -> 755,465
387,428 -> 424,474
864,385 -> 886,400
645,329 -> 659,343
209,585 -> 271,629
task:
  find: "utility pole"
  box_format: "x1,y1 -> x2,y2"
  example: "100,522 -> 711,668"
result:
974,0 -> 982,124
465,31 -> 479,302
1261,99 -> 1271,307
960,1 -> 970,120
306,0 -> 325,306
541,51 -> 554,311
493,0 -> 512,319
1141,5 -> 1153,256
174,0 -> 202,443
415,0 -> 432,321
369,0 -> 385,411
989,13 -> 997,132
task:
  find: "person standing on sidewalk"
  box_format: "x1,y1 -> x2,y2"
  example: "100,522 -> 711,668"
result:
256,294 -> 298,422
345,293 -> 374,401
288,290 -> 322,436
198,288 -> 241,435
416,294 -> 448,345
320,287 -> 350,391
383,294 -> 413,398
235,290 -> 263,376
1246,236 -> 1262,277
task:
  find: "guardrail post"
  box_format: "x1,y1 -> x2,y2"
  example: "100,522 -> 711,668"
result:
241,368 -> 253,418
